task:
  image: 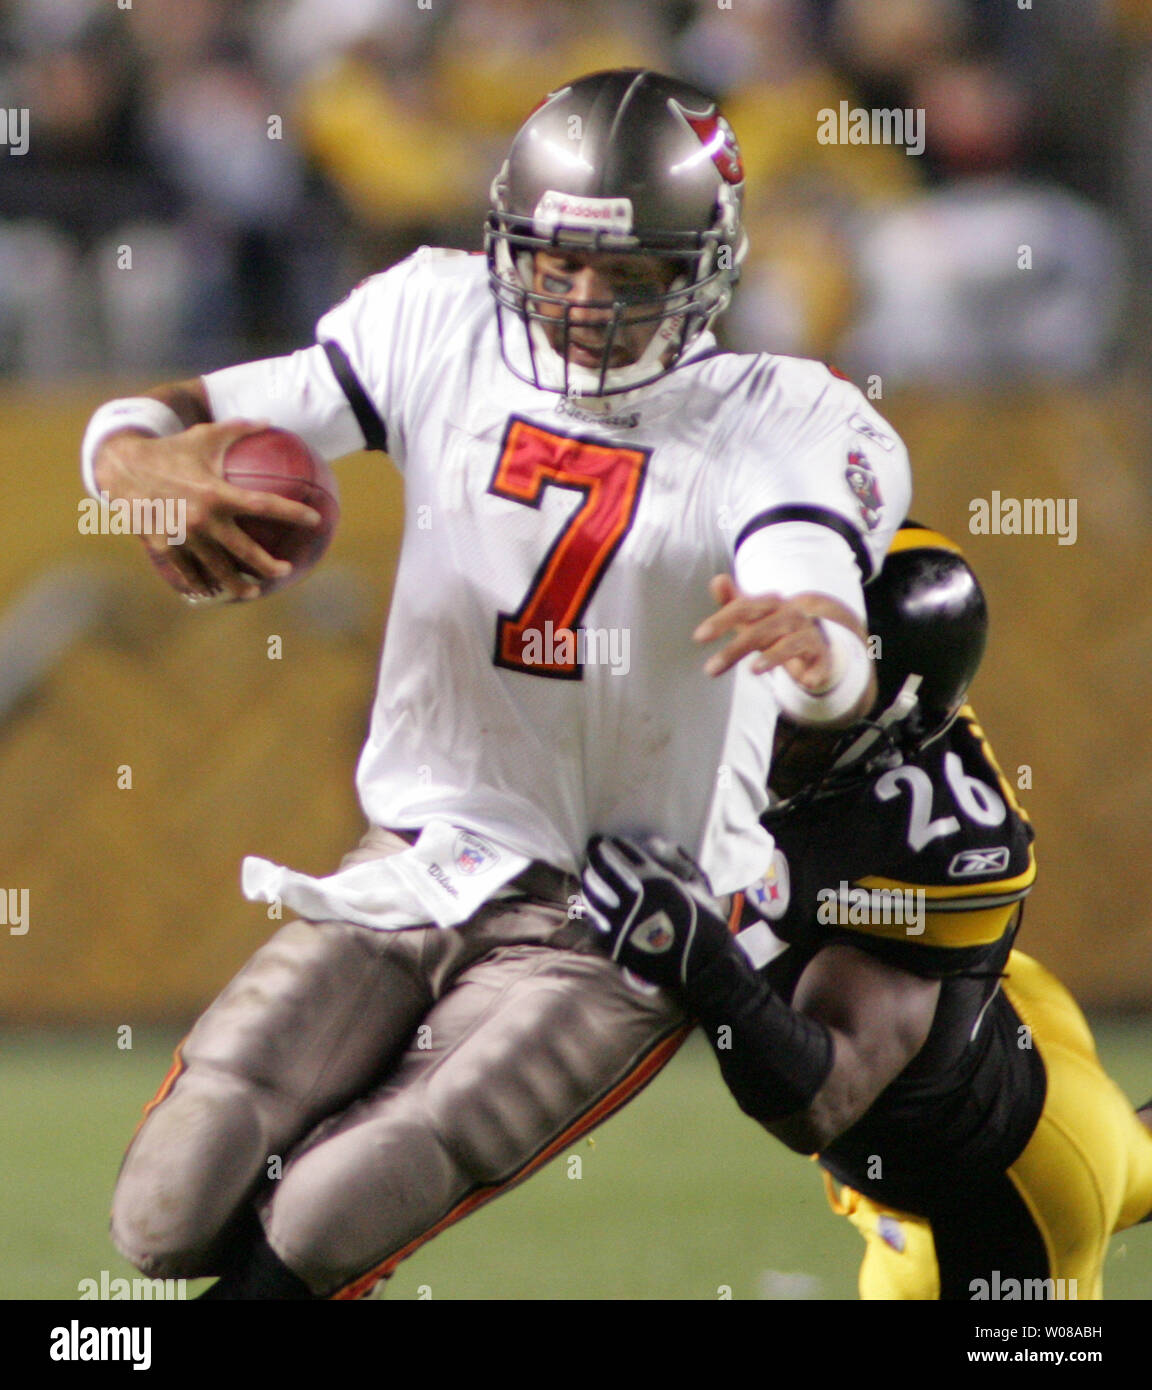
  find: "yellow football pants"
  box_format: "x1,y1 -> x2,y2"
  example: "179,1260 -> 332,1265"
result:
827,951 -> 1152,1300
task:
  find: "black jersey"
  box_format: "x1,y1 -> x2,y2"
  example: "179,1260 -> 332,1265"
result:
752,707 -> 1043,1213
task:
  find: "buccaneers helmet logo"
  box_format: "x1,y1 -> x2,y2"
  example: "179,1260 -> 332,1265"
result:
669,101 -> 745,185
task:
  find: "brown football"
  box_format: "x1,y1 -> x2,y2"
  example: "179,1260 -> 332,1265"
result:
222,428 -> 340,595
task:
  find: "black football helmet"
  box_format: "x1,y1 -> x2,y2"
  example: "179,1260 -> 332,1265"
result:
770,523 -> 989,802
486,69 -> 747,396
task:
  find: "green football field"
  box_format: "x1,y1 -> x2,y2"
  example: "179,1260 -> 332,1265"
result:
2,1021 -> 1150,1302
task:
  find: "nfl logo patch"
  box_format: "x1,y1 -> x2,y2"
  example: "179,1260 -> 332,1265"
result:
454,831 -> 499,876
877,1214 -> 906,1253
631,911 -> 675,954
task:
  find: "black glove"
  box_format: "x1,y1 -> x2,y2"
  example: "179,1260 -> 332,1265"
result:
581,835 -> 734,990
583,836 -> 835,1124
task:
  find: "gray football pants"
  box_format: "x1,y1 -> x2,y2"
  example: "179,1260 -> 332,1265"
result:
110,828 -> 687,1297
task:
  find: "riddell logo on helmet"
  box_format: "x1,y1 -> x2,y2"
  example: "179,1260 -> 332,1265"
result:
534,192 -> 634,235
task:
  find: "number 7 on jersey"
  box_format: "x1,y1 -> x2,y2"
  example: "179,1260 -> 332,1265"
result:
488,418 -> 650,679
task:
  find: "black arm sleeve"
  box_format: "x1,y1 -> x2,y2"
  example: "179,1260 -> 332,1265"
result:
686,946 -> 835,1125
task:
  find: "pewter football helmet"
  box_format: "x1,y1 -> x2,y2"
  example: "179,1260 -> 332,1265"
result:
486,69 -> 747,396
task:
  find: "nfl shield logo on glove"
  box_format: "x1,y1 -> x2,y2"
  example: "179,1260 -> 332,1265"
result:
629,911 -> 676,955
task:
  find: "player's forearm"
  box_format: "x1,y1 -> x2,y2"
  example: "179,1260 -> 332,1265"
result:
766,946 -> 940,1152
694,992 -> 881,1155
686,948 -> 835,1144
581,840 -> 894,1150
696,582 -> 874,723
765,1034 -> 881,1153
710,521 -> 875,721
688,940 -> 936,1154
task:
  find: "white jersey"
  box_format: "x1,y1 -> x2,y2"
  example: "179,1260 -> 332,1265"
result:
204,248 -> 910,923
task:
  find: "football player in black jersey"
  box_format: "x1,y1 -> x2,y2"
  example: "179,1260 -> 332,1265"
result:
584,523 -> 1152,1299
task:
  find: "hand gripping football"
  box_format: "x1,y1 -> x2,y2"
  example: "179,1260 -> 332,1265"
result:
222,428 -> 340,595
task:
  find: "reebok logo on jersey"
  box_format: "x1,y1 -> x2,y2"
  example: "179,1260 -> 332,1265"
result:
847,412 -> 896,451
948,847 -> 1011,877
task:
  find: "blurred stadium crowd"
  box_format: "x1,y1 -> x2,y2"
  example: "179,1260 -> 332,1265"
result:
0,0 -> 1149,382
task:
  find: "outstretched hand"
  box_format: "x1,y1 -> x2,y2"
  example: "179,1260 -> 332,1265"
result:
693,575 -> 842,690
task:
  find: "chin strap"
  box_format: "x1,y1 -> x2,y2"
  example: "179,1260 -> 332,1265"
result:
830,673 -> 923,771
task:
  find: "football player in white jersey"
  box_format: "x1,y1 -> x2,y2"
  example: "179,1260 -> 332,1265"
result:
84,69 -> 911,1297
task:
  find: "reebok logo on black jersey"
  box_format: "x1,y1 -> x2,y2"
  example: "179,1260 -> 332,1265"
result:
948,847 -> 1011,878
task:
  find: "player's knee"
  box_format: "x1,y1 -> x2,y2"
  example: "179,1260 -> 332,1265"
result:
111,1067 -> 272,1278
266,1109 -> 458,1293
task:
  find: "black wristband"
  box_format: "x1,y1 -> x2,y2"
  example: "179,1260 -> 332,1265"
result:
686,945 -> 835,1124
